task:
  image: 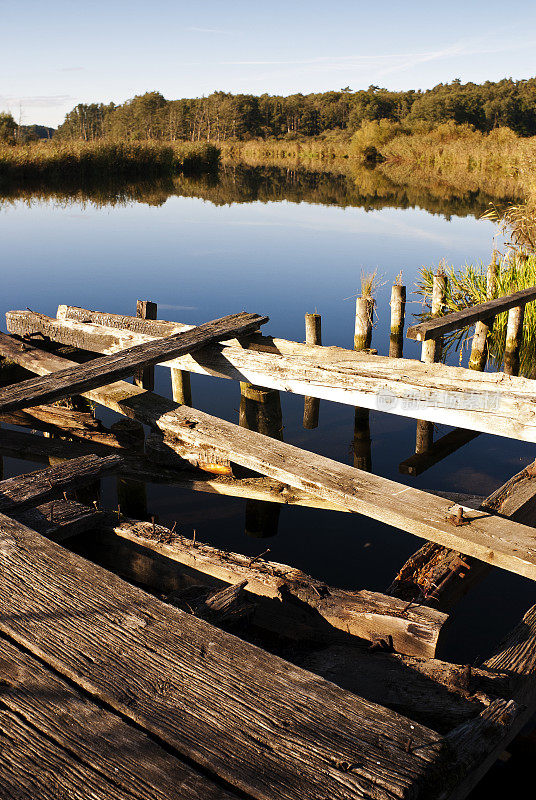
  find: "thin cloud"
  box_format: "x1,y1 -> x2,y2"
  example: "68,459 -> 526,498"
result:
58,67 -> 84,72
0,94 -> 74,108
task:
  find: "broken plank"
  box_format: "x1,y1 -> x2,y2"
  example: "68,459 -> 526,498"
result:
0,510 -> 444,800
407,286 -> 536,342
399,428 -> 480,476
0,453 -> 122,513
0,311 -> 267,412
438,603 -> 536,800
388,458 -> 536,608
14,498 -> 102,542
10,309 -> 536,443
0,636 -> 240,800
4,335 -> 536,582
93,516 -> 447,657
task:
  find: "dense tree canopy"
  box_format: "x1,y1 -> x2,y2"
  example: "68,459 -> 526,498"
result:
54,78 -> 536,142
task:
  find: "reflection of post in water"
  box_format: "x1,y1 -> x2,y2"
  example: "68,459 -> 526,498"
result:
239,382 -> 283,538
389,282 -> 406,359
303,312 -> 321,429
416,272 -> 446,455
353,291 -> 374,471
110,420 -> 148,520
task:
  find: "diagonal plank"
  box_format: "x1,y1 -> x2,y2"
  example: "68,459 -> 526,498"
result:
3,334 -> 536,581
0,636 -> 241,800
0,311 -> 267,412
9,309 -> 536,443
0,511 -> 444,800
0,453 -> 122,513
407,286 -> 536,342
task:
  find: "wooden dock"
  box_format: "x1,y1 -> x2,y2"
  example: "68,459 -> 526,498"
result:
1,288 -> 536,798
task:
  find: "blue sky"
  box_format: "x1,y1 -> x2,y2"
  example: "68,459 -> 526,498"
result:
2,0 -> 536,128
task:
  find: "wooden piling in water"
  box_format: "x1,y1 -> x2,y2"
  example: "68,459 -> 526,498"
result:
239,382 -> 283,537
416,273 -> 447,454
303,313 -> 321,429
110,419 -> 148,520
134,300 -> 157,390
469,260 -> 498,372
354,296 -> 374,351
389,283 -> 406,359
504,304 -> 524,376
353,295 -> 373,471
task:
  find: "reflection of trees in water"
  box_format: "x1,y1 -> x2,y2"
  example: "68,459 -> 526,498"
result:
0,162 -> 524,218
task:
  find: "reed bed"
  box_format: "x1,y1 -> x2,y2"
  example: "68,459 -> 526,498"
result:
0,140 -> 219,181
416,255 -> 536,375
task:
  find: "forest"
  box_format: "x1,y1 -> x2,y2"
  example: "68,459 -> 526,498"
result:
45,78 -> 536,142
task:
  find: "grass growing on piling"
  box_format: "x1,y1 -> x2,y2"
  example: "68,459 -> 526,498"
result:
0,140 -> 220,181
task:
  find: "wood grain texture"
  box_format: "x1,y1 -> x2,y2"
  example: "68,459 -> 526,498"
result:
10,310 -> 536,442
0,636 -> 241,800
3,334 -> 536,582
0,453 -> 122,512
14,497 -> 103,541
0,312 -> 267,412
407,285 -> 536,341
98,517 -> 447,657
0,511 -> 444,800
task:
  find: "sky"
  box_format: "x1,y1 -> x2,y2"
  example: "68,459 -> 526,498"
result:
2,0 -> 536,128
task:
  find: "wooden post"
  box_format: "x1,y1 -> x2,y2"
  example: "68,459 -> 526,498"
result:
110,419 -> 148,520
469,261 -> 498,372
134,300 -> 157,390
239,382 -> 282,537
504,305 -> 524,376
417,272 -> 447,453
354,297 -> 374,351
303,313 -> 321,429
389,284 -> 406,359
171,368 -> 192,406
353,296 -> 373,471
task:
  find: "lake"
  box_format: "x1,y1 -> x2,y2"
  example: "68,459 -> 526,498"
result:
1,164 -> 533,665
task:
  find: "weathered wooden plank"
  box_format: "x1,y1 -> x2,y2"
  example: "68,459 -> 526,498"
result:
10,310 -> 536,442
388,459 -> 536,608
0,511 -> 444,800
0,312 -> 267,412
0,453 -> 122,513
0,636 -> 241,800
399,429 -> 480,476
407,286 -> 536,342
437,604 -> 536,800
3,334 -> 536,582
0,425 -> 350,511
95,517 -> 447,657
14,497 -> 103,541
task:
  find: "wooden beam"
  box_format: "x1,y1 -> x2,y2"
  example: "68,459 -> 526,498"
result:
399,428 -> 480,476
0,453 -> 122,513
13,497 -> 103,541
388,459 -> 536,608
4,335 -> 536,581
0,636 -> 241,800
0,311 -> 267,412
96,516 -> 447,657
9,310 -> 536,443
407,286 -> 536,342
0,511 -> 444,800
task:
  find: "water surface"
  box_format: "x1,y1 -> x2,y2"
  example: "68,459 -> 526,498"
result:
1,165 -> 533,664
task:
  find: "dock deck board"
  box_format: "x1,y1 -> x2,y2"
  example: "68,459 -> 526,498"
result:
0,510 -> 444,800
3,332 -> 536,581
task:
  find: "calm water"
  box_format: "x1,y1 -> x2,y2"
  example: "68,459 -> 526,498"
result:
1,165 -> 534,664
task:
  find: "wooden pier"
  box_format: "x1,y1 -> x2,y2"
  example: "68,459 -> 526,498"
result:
1,286 -> 536,798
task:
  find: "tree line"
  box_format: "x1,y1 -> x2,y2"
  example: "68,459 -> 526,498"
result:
4,77 -> 536,145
